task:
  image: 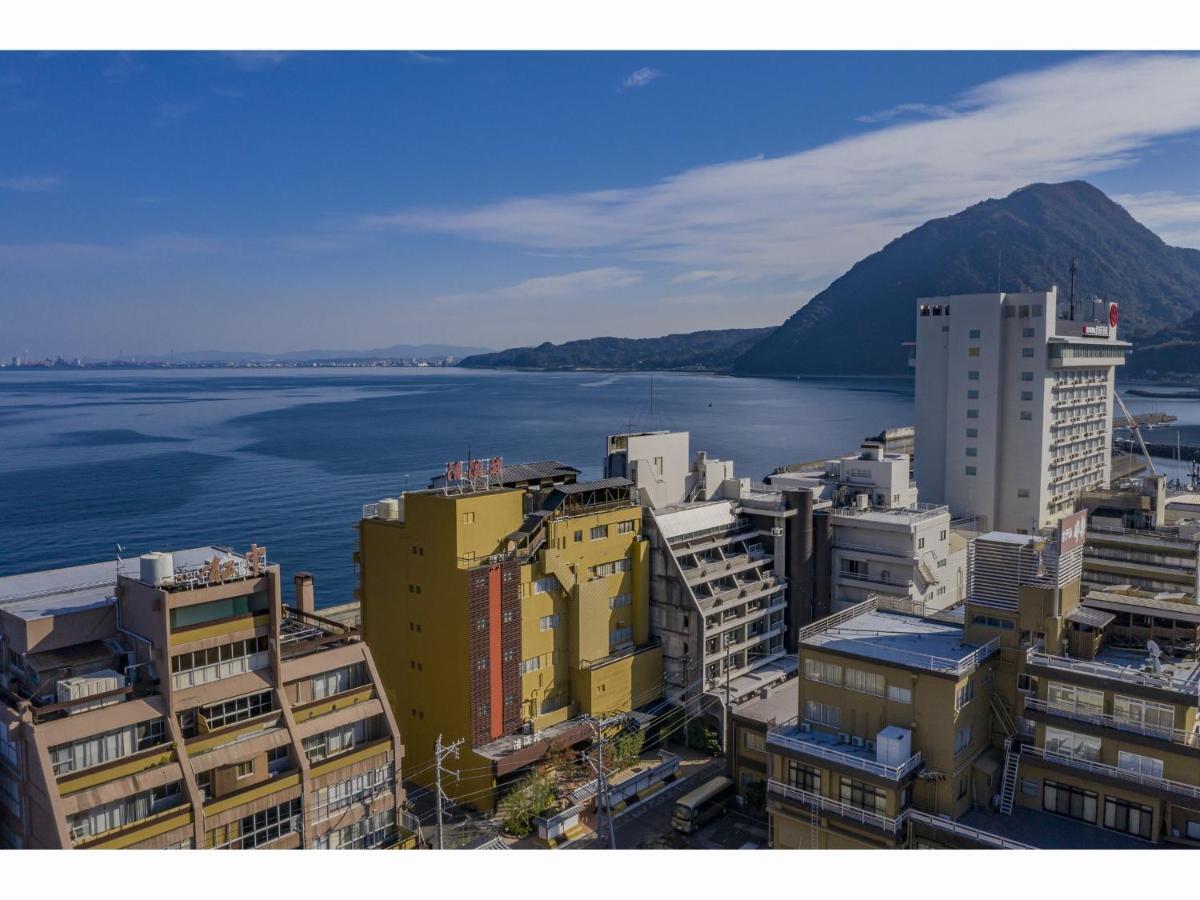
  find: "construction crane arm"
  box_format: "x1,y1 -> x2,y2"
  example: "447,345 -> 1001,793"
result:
1113,391 -> 1158,477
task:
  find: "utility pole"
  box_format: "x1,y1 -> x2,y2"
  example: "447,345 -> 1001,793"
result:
724,636 -> 732,755
433,734 -> 463,850
680,656 -> 692,750
584,713 -> 626,849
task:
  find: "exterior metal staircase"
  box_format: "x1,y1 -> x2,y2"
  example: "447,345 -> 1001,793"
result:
997,737 -> 1020,815
989,692 -> 1018,739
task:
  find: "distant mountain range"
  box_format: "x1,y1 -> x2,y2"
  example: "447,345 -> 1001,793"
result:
732,181 -> 1200,376
152,344 -> 493,364
462,181 -> 1200,377
458,329 -> 773,372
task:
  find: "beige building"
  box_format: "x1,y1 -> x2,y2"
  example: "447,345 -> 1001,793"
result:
0,547 -> 407,849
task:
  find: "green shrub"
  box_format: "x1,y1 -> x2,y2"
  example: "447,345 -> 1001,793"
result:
497,771 -> 559,837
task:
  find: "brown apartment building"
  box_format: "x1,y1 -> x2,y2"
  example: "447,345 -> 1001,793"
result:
0,546 -> 408,849
765,515 -> 1200,850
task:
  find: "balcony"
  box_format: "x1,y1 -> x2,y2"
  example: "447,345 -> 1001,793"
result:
1022,697 -> 1200,749
767,779 -> 905,834
280,606 -> 360,659
1025,648 -> 1200,699
835,570 -> 914,591
1021,744 -> 1200,800
684,552 -> 773,586
767,726 -> 924,781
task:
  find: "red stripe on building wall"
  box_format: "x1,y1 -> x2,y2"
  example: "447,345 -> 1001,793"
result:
488,564 -> 504,740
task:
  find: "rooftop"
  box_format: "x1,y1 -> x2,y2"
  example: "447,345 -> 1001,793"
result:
1091,643 -> 1200,690
801,605 -> 997,676
731,671 -> 799,726
0,546 -> 251,621
957,806 -> 1149,850
429,459 -> 580,490
829,503 -> 948,527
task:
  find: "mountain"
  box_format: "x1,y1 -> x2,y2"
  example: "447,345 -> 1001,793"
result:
733,181 -> 1200,377
1127,307 -> 1200,376
158,344 -> 492,363
458,328 -> 774,372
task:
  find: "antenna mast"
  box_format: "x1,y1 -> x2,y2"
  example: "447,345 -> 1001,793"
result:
1069,257 -> 1077,320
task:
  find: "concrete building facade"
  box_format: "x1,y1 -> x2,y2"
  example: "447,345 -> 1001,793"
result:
913,289 -> 1129,534
0,548 -> 406,849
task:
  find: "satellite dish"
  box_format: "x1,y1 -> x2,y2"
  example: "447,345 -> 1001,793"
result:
1147,639 -> 1162,659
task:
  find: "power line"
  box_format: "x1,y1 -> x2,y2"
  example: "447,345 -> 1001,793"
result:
433,733 -> 464,850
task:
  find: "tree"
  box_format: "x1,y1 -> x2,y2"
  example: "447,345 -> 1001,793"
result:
497,771 -> 559,837
611,730 -> 646,770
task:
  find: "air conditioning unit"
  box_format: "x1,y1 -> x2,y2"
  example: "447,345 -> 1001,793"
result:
865,740 -> 876,754
799,722 -> 812,733
837,732 -> 850,745
850,736 -> 865,749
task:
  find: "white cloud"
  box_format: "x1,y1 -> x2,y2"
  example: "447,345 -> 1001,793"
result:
1,175 -> 60,192
855,101 -> 963,124
433,266 -> 643,305
362,54 -> 1200,287
1114,190 -> 1200,249
623,67 -> 662,90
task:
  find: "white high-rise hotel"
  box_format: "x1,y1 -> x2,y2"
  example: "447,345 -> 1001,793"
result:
913,288 -> 1129,534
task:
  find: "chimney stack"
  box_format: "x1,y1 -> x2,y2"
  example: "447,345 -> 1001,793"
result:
294,572 -> 315,614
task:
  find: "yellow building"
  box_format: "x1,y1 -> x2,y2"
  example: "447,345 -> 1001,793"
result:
357,462 -> 662,811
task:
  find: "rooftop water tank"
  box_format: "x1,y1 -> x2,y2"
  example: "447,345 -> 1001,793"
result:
378,498 -> 400,521
140,552 -> 174,587
875,726 -> 912,766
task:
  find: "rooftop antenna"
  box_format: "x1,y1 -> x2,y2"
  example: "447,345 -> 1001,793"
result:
1069,257 -> 1078,321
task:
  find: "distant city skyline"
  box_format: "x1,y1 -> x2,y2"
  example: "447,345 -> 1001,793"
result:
3,50 -> 1200,360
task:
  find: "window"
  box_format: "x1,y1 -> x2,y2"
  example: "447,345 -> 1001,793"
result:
617,520 -> 636,535
968,370 -> 980,381
67,782 -> 184,842
520,657 -> 542,675
743,731 -> 765,752
312,663 -> 365,700
462,511 -> 475,525
966,447 -> 977,457
590,525 -> 608,541
917,537 -> 925,549
1021,390 -> 1034,401
955,680 -> 975,710
609,592 -> 632,609
49,719 -> 167,777
235,760 -> 255,779
1104,797 -> 1153,840
531,576 -> 557,595
972,614 -> 1015,631
966,428 -> 978,438
170,593 -> 268,630
803,700 -> 840,728
574,530 -> 583,543
968,329 -> 981,339
839,777 -> 886,814
302,716 -> 384,763
1020,410 -> 1033,421
1044,726 -> 1100,761
314,809 -> 395,850
844,668 -> 885,697
1023,327 -> 1035,338
1113,695 -> 1175,733
786,761 -> 820,793
1021,371 -> 1034,381
1022,347 -> 1035,358
1017,488 -> 1030,498
590,559 -> 629,579
170,635 -> 269,689
965,466 -> 977,476
1043,780 -> 1097,824
1019,305 -> 1030,318
966,409 -> 979,419
887,685 -> 912,704
803,658 -> 842,685
954,724 -> 973,754
201,689 -> 274,730
610,627 -> 633,647
539,614 -> 559,631
211,798 -> 301,849
1117,751 -> 1164,779
968,347 -> 980,357
1047,682 -> 1103,716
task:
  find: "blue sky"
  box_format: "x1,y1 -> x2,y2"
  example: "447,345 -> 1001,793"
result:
3,51 -> 1200,359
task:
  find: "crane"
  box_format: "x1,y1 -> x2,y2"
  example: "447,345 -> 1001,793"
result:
1113,390 -> 1158,477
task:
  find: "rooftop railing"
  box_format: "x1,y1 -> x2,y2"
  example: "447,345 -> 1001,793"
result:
1025,647 -> 1200,698
831,503 -> 949,524
1023,697 -> 1200,748
904,810 -> 1034,849
767,780 -> 905,834
1021,744 -> 1200,800
766,729 -> 924,781
279,606 -> 360,659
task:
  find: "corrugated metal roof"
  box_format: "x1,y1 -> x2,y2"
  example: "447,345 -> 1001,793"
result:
1066,606 -> 1116,629
1083,591 -> 1200,623
555,477 -> 632,495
